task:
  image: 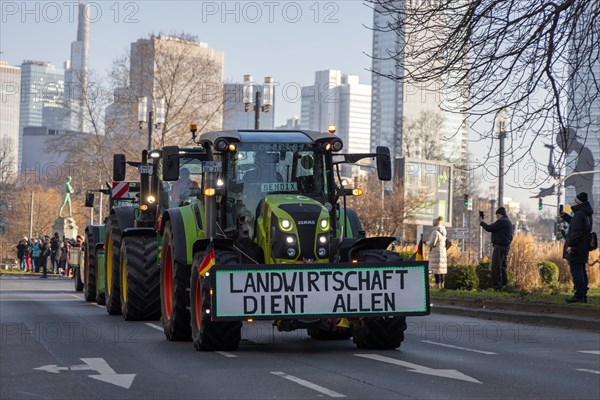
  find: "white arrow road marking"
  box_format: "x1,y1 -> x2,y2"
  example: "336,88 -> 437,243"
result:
355,354 -> 482,384
421,340 -> 497,355
34,358 -> 136,389
34,365 -> 69,374
271,371 -> 346,398
578,351 -> 600,355
577,369 -> 600,375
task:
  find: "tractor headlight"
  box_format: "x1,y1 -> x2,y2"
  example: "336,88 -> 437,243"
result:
318,234 -> 328,245
147,195 -> 156,204
287,248 -> 297,258
286,236 -> 295,244
317,247 -> 327,258
280,219 -> 292,231
320,219 -> 329,230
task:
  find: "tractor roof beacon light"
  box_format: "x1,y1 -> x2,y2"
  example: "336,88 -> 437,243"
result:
328,124 -> 336,134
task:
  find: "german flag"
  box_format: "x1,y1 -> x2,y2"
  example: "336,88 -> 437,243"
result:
411,235 -> 424,261
198,243 -> 216,277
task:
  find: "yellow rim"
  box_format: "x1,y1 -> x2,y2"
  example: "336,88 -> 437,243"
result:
121,255 -> 127,302
106,235 -> 112,295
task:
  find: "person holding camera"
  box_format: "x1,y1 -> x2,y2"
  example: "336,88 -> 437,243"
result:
480,207 -> 513,290
560,192 -> 594,303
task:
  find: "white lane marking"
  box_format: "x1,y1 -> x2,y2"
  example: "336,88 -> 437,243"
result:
355,354 -> 482,384
0,298 -> 79,302
71,294 -> 82,299
215,351 -> 237,358
577,369 -> 600,375
144,323 -> 163,332
422,340 -> 497,355
94,304 -> 105,309
35,358 -> 136,389
578,351 -> 600,356
271,371 -> 346,398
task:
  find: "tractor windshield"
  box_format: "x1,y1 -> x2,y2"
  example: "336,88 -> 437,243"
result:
225,142 -> 329,232
158,156 -> 204,208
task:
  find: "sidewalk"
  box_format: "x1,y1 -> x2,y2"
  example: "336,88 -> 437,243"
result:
431,296 -> 600,332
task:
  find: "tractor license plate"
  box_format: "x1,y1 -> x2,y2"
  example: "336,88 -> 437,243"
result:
139,165 -> 153,175
211,262 -> 429,320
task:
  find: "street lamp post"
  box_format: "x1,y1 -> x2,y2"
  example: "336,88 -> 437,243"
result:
243,75 -> 274,129
138,97 -> 165,150
496,108 -> 508,208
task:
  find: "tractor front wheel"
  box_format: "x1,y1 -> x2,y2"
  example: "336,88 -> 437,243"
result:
190,250 -> 242,351
119,236 -> 160,321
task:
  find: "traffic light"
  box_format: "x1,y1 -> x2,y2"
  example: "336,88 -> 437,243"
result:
538,198 -> 543,211
464,194 -> 469,207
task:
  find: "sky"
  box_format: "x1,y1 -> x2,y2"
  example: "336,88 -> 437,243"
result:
0,0 -> 551,212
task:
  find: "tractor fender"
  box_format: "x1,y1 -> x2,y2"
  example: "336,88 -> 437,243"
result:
85,225 -> 106,246
346,237 -> 396,260
160,208 -> 188,266
122,227 -> 156,239
111,206 -> 136,233
192,238 -> 235,256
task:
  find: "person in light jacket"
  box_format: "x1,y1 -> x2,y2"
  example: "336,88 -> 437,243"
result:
428,216 -> 448,289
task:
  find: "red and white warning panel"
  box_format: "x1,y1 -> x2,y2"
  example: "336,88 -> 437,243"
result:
112,182 -> 130,199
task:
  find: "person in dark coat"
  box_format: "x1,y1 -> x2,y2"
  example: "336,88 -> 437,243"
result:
560,192 -> 594,303
16,238 -> 29,271
50,232 -> 62,275
480,207 -> 513,290
39,237 -> 52,278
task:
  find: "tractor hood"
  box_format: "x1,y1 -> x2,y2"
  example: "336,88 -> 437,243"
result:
256,195 -> 331,263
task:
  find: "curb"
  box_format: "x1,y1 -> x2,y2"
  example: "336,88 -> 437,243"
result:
431,297 -> 600,332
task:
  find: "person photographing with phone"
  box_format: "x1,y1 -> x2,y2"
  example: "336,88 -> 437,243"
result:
560,192 -> 594,303
480,207 -> 513,290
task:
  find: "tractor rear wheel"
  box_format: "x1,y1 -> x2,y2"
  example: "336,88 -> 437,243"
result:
350,249 -> 407,349
105,214 -> 122,315
160,221 -> 191,341
190,250 -> 242,351
119,236 -> 160,321
84,230 -> 96,302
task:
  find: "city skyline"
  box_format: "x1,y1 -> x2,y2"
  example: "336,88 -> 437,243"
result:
0,1 -> 577,210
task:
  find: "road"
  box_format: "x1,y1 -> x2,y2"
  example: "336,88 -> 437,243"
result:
1,276 -> 599,399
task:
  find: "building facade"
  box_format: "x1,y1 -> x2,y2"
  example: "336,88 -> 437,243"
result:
565,7 -> 600,228
370,4 -> 468,166
300,70 -> 371,154
0,62 -> 21,177
222,83 -> 275,130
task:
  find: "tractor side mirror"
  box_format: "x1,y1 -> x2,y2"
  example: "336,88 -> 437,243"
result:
113,154 -> 126,181
376,146 -> 392,181
85,193 -> 94,208
162,146 -> 180,181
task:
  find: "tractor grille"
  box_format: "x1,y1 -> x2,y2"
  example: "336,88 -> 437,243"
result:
279,204 -> 322,260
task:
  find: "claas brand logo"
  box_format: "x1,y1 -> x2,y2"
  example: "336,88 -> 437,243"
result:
297,220 -> 316,225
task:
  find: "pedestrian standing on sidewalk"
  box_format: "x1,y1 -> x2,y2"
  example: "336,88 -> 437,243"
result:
480,207 -> 513,290
31,239 -> 41,273
428,216 -> 448,289
39,237 -> 51,278
560,192 -> 594,303
16,238 -> 28,271
50,232 -> 62,274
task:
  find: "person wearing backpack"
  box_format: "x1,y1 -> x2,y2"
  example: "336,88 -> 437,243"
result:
560,192 -> 594,303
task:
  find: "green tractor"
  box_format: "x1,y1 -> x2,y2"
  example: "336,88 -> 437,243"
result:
105,146 -> 210,321
81,175 -> 140,305
157,129 -> 430,350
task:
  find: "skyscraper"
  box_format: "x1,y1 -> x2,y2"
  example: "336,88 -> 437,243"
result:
300,70 -> 371,154
565,7 -> 600,228
223,83 -> 275,130
370,4 -> 468,166
19,61 -> 64,162
64,2 -> 90,133
0,61 -> 21,178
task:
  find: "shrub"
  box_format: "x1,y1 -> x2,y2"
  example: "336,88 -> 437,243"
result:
476,262 -> 492,289
397,251 -> 415,261
445,265 -> 479,290
538,260 -> 559,285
